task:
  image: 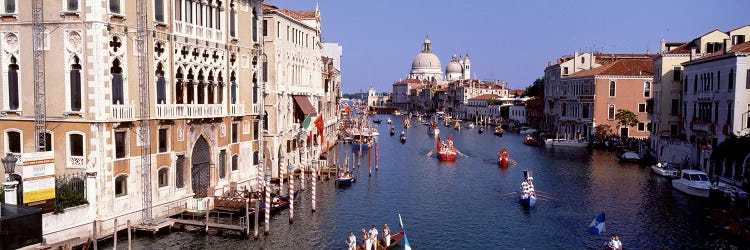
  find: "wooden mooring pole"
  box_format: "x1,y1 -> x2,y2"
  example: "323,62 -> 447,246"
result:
113,218 -> 117,250
92,220 -> 98,250
127,220 -> 132,250
289,161 -> 295,223
253,199 -> 259,238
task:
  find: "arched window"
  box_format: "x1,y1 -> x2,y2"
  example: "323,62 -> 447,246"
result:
115,175 -> 128,197
608,104 -> 615,120
197,70 -> 205,104
8,56 -> 19,110
186,69 -> 195,104
230,71 -> 237,104
158,168 -> 169,187
175,68 -> 184,104
608,81 -> 616,97
231,155 -> 238,171
70,56 -> 82,111
111,59 -> 124,105
217,74 -> 225,104
156,63 -> 166,104
643,81 -> 651,98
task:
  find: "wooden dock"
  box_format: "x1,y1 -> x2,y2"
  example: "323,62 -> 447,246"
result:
131,218 -> 175,235
167,218 -> 245,231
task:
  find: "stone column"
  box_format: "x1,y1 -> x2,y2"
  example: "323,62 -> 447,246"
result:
86,171 -> 98,206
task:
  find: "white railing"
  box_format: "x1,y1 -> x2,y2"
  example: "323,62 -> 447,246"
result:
215,29 -> 224,42
229,102 -> 245,116
185,23 -> 194,36
195,26 -> 204,40
68,155 -> 85,169
110,102 -> 136,120
250,103 -> 259,115
156,103 -> 225,119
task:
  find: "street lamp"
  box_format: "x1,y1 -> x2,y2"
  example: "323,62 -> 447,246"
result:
2,153 -> 17,182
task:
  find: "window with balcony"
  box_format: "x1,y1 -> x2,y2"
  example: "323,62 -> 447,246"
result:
230,72 -> 237,104
154,0 -> 165,23
111,59 -> 124,105
68,133 -> 84,168
5,130 -> 21,153
231,155 -> 238,171
158,168 -> 168,187
609,81 -> 615,97
156,64 -> 166,104
158,128 -> 168,153
608,104 -> 615,120
115,131 -> 127,159
115,175 -> 128,197
175,155 -> 185,188
219,149 -> 226,179
7,56 -> 19,110
643,81 -> 651,98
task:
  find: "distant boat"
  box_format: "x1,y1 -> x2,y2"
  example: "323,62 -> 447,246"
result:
393,110 -> 402,116
523,135 -> 537,146
387,117 -> 392,124
672,169 -> 711,198
494,126 -> 504,136
519,170 -> 537,208
436,135 -> 457,161
544,139 -> 587,147
389,126 -> 395,136
373,118 -> 382,124
336,176 -> 356,187
651,162 -> 678,178
617,151 -> 641,163
454,121 -> 461,131
467,123 -> 475,129
478,127 -> 484,134
400,133 -> 406,143
497,147 -> 510,168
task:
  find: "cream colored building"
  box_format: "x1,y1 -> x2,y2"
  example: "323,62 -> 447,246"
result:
262,3 -> 325,178
0,0 -> 265,244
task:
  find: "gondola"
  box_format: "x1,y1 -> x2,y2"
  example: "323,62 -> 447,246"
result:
497,147 -> 509,168
478,126 -> 484,134
356,231 -> 405,250
400,133 -> 406,143
389,126 -> 395,136
373,119 -> 382,124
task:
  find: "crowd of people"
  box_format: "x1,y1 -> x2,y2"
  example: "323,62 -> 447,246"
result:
346,224 -> 392,250
591,134 -> 649,152
520,175 -> 536,200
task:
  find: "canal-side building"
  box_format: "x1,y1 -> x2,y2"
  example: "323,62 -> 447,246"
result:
262,3 -> 326,178
0,0 -> 266,243
680,40 -> 750,171
556,57 -> 655,140
447,80 -> 509,119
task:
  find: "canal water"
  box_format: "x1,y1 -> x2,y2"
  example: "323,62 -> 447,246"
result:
105,115 -> 740,249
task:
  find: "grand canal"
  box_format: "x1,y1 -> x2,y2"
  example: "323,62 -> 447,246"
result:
104,115 -> 740,249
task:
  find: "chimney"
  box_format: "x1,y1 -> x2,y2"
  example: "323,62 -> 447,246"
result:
690,47 -> 696,60
660,39 -> 666,53
548,61 -> 552,67
724,38 -> 732,53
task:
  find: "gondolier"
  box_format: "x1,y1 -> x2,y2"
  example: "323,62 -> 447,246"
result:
383,224 -> 391,246
370,226 -> 379,250
347,231 -> 357,250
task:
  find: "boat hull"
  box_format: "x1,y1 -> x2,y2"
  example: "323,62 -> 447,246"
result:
520,196 -> 537,208
651,165 -> 678,178
498,158 -> 508,168
351,142 -> 370,149
672,182 -> 710,197
438,152 -> 456,161
430,128 -> 440,135
336,177 -> 356,187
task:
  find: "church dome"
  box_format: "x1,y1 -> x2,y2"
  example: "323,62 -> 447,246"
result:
446,61 -> 462,74
412,52 -> 441,69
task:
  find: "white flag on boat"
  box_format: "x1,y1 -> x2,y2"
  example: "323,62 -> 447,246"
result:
398,214 -> 412,250
588,212 -> 606,235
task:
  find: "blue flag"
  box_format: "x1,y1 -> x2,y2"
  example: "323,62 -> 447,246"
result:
399,214 -> 412,250
588,212 -> 606,235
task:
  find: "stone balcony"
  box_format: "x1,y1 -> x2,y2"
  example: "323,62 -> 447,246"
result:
109,101 -> 136,121
250,103 -> 260,115
68,155 -> 85,169
155,103 -> 224,119
174,21 -> 224,43
229,102 -> 245,117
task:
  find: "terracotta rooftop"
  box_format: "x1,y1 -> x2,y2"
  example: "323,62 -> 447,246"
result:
567,58 -> 654,77
664,43 -> 690,54
685,41 -> 750,65
469,94 -> 501,101
263,3 -> 318,20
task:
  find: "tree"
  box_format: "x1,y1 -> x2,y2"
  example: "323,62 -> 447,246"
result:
524,78 -> 544,97
615,109 -> 638,128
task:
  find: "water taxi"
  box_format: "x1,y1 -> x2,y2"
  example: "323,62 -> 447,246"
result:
672,169 -> 712,198
651,162 -> 678,178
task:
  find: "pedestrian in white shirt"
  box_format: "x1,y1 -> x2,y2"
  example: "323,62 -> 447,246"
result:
346,231 -> 357,250
370,225 -> 379,250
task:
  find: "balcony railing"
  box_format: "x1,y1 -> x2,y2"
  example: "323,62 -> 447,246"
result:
68,155 -> 85,169
250,103 -> 260,115
229,102 -> 245,116
110,102 -> 136,120
156,103 -> 224,119
690,122 -> 712,133
174,21 -> 224,43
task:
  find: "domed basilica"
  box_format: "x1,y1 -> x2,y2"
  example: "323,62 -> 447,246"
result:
408,37 -> 471,82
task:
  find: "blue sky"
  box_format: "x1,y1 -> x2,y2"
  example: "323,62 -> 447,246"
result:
272,0 -> 748,93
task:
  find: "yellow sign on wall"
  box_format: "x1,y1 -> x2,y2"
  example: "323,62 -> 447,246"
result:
24,187 -> 55,203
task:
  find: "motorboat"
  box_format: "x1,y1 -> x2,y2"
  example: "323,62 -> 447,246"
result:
494,126 -> 504,136
389,126 -> 395,136
523,135 -> 537,146
672,169 -> 712,198
617,151 -> 641,163
520,128 -> 538,134
429,121 -> 440,135
400,132 -> 406,143
544,139 -> 587,148
386,117 -> 392,124
393,110 -> 402,116
467,123 -> 475,129
336,176 -> 356,187
651,162 -> 678,178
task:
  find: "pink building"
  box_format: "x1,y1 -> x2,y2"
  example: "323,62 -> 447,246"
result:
558,57 -> 655,139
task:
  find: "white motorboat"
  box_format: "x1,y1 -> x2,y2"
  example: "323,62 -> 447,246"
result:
467,123 -> 475,129
672,169 -> 712,198
386,117 -> 392,124
520,128 -> 538,134
617,151 -> 641,163
544,139 -> 588,148
651,162 -> 678,178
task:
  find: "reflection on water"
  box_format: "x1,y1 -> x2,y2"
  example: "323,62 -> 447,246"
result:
102,115 -> 741,249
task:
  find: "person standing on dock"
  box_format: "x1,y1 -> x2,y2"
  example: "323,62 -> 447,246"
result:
347,231 -> 357,250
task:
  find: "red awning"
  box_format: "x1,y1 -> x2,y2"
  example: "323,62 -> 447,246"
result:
293,95 -> 317,116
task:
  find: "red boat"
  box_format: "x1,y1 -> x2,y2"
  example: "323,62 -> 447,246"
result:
497,147 -> 509,168
436,135 -> 457,161
523,135 -> 537,146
